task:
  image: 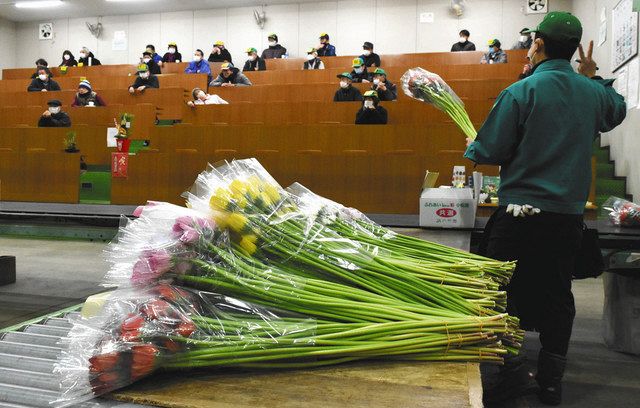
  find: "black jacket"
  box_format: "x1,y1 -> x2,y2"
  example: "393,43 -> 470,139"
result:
355,105 -> 388,125
145,60 -> 162,75
208,49 -> 233,63
27,78 -> 61,92
333,86 -> 363,102
131,75 -> 160,89
78,53 -> 101,66
451,41 -> 476,52
261,44 -> 287,59
303,58 -> 323,70
243,57 -> 266,72
372,80 -> 397,101
38,112 -> 71,127
350,68 -> 371,83
360,53 -> 381,67
162,52 -> 183,63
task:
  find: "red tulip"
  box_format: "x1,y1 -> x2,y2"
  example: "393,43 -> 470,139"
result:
89,351 -> 120,373
131,344 -> 158,380
176,321 -> 196,338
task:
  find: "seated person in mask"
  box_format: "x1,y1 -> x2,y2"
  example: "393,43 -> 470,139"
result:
243,48 -> 267,72
27,67 -> 60,92
72,80 -> 107,107
162,42 -> 182,63
355,90 -> 387,125
38,99 -> 71,128
451,29 -> 476,52
186,87 -> 229,107
303,48 -> 325,70
350,58 -> 371,83
371,68 -> 397,101
317,33 -> 336,57
146,44 -> 163,65
481,39 -> 508,64
128,64 -> 159,94
333,72 -> 363,102
142,51 -> 162,75
59,50 -> 77,67
261,33 -> 287,59
78,47 -> 101,66
185,49 -> 212,82
360,42 -> 381,67
31,59 -> 50,78
210,63 -> 252,87
512,28 -> 533,49
208,41 -> 233,63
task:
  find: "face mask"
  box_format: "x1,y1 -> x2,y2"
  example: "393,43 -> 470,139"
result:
169,48 -> 176,53
143,58 -> 151,63
527,41 -> 539,65
363,50 -> 371,56
63,54 -> 70,61
79,53 -> 86,58
373,78 -> 380,85
49,107 -> 60,114
268,41 -> 277,47
194,55 -> 202,62
197,92 -> 206,100
354,67 -> 364,74
250,55 -> 257,61
364,100 -> 374,108
520,35 -> 529,43
139,72 -> 149,78
340,81 -> 349,89
306,54 -> 315,61
489,47 -> 496,53
38,74 -> 47,81
459,37 -> 467,43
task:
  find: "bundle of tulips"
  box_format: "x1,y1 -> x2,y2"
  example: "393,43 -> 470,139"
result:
56,159 -> 522,405
401,67 -> 477,140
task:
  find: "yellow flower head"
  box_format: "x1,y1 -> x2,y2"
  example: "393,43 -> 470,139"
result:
263,184 -> 281,203
229,179 -> 248,197
226,212 -> 248,232
239,234 -> 258,255
210,187 -> 232,211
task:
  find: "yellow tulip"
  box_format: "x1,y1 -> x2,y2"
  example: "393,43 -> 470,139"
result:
229,179 -> 248,197
263,184 -> 281,203
239,234 -> 258,255
209,188 -> 232,211
227,212 -> 248,232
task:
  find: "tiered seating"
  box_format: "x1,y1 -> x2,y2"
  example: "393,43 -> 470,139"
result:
1,49 -> 553,213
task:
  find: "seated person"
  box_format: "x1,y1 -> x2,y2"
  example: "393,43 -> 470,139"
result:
78,47 -> 101,66
27,67 -> 60,92
512,28 -> 533,50
162,42 -> 182,63
208,41 -> 232,63
38,99 -> 71,128
146,44 -> 163,65
303,48 -> 325,70
261,33 -> 287,59
210,62 -> 252,87
481,39 -> 508,64
355,90 -> 387,125
371,68 -> 397,101
185,49 -> 212,82
72,80 -> 107,107
186,87 -> 229,107
333,72 -> 363,102
142,51 -> 162,75
243,48 -> 266,72
128,64 -> 159,94
360,42 -> 381,67
317,33 -> 336,57
350,58 -> 370,83
451,30 -> 476,52
59,50 -> 77,67
31,58 -> 50,78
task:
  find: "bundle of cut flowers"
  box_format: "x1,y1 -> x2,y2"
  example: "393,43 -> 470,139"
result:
603,196 -> 640,228
401,67 -> 477,140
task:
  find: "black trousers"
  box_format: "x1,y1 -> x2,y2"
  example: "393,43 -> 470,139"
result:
483,207 -> 583,356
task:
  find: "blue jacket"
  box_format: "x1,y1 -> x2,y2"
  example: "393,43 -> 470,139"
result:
317,43 -> 336,57
152,53 -> 162,64
465,59 -> 626,214
185,59 -> 212,81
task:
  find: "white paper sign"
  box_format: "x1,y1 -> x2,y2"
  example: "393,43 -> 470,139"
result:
420,12 -> 434,23
627,57 -> 639,109
107,127 -> 118,147
617,67 -> 629,100
112,30 -> 127,51
39,23 -> 53,40
611,0 -> 639,71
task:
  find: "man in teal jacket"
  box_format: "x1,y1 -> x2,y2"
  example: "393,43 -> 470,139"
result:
465,12 -> 626,406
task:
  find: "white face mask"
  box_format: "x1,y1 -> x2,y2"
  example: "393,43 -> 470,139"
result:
459,37 -> 467,43
194,55 -> 202,62
49,107 -> 60,114
63,54 -> 70,61
249,54 -> 257,61
373,78 -> 380,85
306,54 -> 315,61
79,53 -> 86,58
197,92 -> 206,100
340,81 -> 349,88
363,50 -> 371,56
268,41 -> 277,47
143,58 -> 151,63
168,48 -> 176,54
520,35 -> 529,43
364,100 -> 374,108
354,66 -> 364,74
38,74 -> 48,81
527,41 -> 538,65
139,72 -> 149,78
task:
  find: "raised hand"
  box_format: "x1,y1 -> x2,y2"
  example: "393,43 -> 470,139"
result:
577,40 -> 597,78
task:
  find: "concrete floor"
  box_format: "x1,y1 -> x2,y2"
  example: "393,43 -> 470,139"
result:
1,235 -> 639,407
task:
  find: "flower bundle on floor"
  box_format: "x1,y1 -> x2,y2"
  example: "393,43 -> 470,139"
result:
401,67 -> 477,140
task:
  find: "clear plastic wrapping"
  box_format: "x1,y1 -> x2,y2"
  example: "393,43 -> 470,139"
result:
603,196 -> 640,228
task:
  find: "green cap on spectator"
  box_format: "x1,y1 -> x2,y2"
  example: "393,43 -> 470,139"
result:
352,57 -> 364,67
337,72 -> 353,80
137,63 -> 149,72
363,90 -> 378,98
523,11 -> 582,46
246,47 -> 257,54
373,68 -> 387,76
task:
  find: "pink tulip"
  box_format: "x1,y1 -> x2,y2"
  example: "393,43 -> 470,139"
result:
172,216 -> 215,245
131,250 -> 172,285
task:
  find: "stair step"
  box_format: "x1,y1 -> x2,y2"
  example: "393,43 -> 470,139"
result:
596,179 -> 627,197
596,163 -> 614,178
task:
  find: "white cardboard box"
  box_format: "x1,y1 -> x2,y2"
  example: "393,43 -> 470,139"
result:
419,188 -> 477,229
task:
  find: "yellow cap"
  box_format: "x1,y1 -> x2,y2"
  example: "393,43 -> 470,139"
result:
168,42 -> 177,46
221,62 -> 233,70
352,57 -> 364,67
214,40 -> 224,46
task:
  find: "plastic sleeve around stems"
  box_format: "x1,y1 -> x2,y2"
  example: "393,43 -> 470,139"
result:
603,196 -> 640,227
54,284 -> 317,407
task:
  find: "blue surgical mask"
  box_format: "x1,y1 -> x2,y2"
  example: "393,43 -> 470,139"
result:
489,47 -> 496,53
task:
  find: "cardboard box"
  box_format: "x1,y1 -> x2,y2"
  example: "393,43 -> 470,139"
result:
419,188 -> 477,229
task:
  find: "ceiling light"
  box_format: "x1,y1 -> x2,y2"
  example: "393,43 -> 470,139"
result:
15,1 -> 63,8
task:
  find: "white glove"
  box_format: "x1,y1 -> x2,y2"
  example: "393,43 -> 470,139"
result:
506,203 -> 541,217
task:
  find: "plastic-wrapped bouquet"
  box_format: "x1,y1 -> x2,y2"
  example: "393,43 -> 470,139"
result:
603,197 -> 640,228
401,67 -> 477,140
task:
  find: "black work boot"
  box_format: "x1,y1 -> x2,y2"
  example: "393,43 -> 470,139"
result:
536,349 -> 567,405
483,353 -> 539,405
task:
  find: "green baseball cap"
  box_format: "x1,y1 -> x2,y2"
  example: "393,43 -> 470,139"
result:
337,72 -> 353,80
373,68 -> 387,76
246,47 -> 257,54
363,90 -> 378,98
523,11 -> 582,46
